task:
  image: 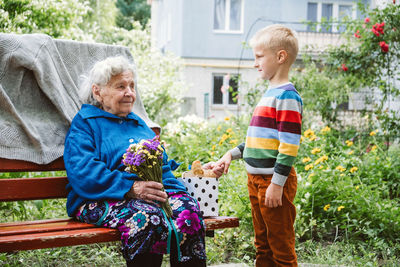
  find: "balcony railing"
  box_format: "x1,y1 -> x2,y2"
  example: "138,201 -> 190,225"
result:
297,31 -> 347,54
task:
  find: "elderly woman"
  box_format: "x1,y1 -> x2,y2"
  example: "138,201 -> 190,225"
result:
64,56 -> 218,267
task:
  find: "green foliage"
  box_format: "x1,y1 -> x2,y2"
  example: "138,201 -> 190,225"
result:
116,0 -> 150,30
84,0 -> 118,30
322,2 -> 399,135
292,2 -> 400,137
295,125 -> 400,246
0,171 -> 67,223
0,0 -> 90,38
291,57 -> 357,122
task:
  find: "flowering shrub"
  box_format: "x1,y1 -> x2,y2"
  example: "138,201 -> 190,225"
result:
323,2 -> 400,136
295,125 -> 400,244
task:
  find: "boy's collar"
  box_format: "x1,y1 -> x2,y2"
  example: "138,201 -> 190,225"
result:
268,82 -> 292,90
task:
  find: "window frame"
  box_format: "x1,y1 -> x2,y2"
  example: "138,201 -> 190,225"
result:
307,1 -> 357,33
211,73 -> 239,107
213,0 -> 244,34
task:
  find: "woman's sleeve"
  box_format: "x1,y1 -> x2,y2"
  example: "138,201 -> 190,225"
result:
64,115 -> 135,200
161,150 -> 180,178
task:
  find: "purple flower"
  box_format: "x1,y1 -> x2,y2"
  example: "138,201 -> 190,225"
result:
176,210 -> 201,235
143,136 -> 161,152
131,153 -> 145,166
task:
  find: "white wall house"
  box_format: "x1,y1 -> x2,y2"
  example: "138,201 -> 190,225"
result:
149,0 -> 372,120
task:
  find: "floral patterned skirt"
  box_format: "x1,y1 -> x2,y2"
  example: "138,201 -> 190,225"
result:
75,192 -> 206,262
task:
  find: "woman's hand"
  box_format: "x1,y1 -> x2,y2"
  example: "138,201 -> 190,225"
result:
126,181 -> 168,204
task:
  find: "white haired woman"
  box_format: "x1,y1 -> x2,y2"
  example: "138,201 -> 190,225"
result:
64,56 -> 221,267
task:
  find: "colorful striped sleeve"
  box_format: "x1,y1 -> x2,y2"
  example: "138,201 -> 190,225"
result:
271,90 -> 303,186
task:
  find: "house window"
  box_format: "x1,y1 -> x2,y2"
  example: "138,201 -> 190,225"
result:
307,3 -> 318,31
212,73 -> 239,105
338,5 -> 353,32
213,0 -> 243,32
321,3 -> 333,32
307,2 -> 356,33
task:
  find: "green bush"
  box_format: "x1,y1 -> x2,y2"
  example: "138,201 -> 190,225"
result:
295,125 -> 400,245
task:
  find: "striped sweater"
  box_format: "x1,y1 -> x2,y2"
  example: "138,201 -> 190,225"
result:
230,83 -> 303,186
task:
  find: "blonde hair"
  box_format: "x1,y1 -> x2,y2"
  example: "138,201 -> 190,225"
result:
79,56 -> 136,107
249,24 -> 299,65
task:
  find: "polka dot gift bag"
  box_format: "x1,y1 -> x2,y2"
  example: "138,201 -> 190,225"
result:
178,161 -> 219,217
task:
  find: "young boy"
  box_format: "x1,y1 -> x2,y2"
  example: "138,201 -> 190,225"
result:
215,24 -> 302,266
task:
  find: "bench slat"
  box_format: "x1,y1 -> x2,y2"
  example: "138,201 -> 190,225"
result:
0,227 -> 121,252
0,219 -> 95,237
0,216 -> 239,252
0,156 -> 239,252
0,177 -> 68,201
0,157 -> 65,172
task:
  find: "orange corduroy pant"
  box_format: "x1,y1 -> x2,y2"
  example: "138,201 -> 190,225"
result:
247,167 -> 298,267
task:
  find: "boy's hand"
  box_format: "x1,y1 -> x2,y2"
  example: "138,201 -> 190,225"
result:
215,151 -> 232,174
202,162 -> 225,178
265,183 -> 283,208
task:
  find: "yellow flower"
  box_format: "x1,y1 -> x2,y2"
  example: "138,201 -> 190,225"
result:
369,130 -> 377,136
212,145 -> 216,150
226,128 -> 232,133
224,117 -> 230,121
314,155 -> 328,165
309,135 -> 317,141
335,165 -> 346,172
300,136 -> 304,143
221,134 -> 229,142
355,185 -> 360,190
345,140 -> 353,147
350,166 -> 358,173
305,164 -> 313,171
340,173 -> 345,177
348,150 -> 354,155
304,129 -> 315,138
319,165 -> 324,169
321,126 -> 331,134
217,125 -> 222,131
210,151 -> 215,156
371,145 -> 377,152
229,139 -> 238,145
323,204 -> 330,211
311,147 -> 321,154
337,205 -> 345,211
302,157 -> 311,163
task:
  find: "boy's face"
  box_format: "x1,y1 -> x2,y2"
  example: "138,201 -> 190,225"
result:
252,45 -> 280,81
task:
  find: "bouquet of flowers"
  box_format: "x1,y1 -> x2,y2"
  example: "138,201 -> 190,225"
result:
122,136 -> 173,218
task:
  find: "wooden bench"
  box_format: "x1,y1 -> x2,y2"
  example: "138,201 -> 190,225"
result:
0,157 -> 239,253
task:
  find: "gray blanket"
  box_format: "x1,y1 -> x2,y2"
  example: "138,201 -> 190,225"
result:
0,33 -> 159,164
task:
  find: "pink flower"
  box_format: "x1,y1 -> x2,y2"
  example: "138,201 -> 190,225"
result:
379,41 -> 389,53
176,210 -> 201,235
341,64 -> 348,71
354,30 -> 361,38
364,17 -> 370,24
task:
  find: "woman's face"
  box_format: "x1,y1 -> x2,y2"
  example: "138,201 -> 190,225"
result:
93,70 -> 136,117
